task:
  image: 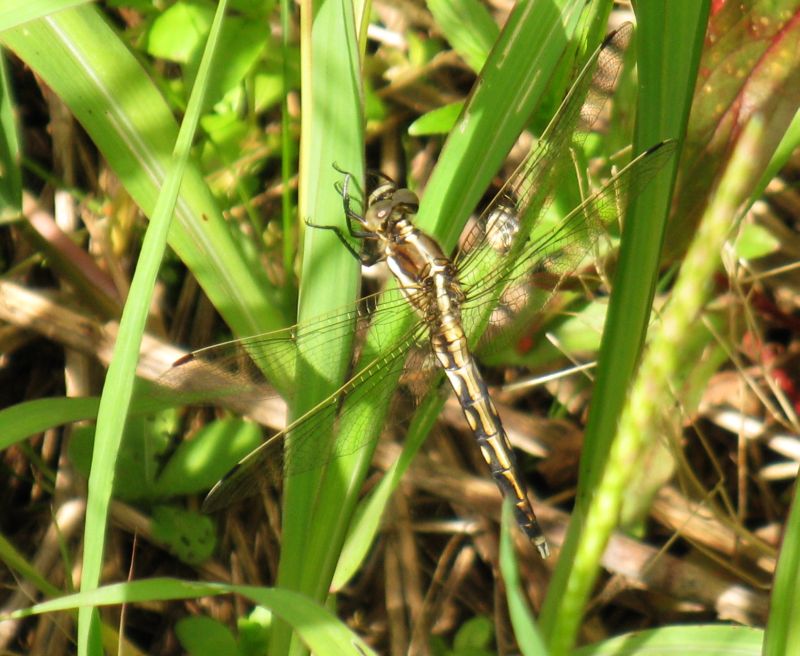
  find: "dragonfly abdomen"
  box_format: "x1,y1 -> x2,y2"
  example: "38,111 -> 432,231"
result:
432,329 -> 550,558
385,222 -> 550,557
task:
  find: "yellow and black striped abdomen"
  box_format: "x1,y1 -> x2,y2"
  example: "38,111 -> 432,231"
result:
430,317 -> 549,558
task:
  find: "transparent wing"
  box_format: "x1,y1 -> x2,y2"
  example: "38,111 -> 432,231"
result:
461,141 -> 677,345
201,320 -> 428,511
456,23 -> 633,273
450,23 -> 675,344
161,22 -> 675,514
157,286 -> 421,416
157,285 -> 432,510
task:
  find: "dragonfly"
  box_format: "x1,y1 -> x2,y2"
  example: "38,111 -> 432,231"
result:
160,23 -> 675,559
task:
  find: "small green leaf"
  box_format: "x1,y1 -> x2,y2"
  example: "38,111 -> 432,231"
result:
145,2 -> 214,63
202,17 -> 268,106
407,32 -> 446,67
364,78 -> 388,122
154,418 -> 262,497
151,505 -> 216,565
453,616 -> 494,650
176,616 -> 240,656
734,222 -> 781,260
428,0 -> 498,72
254,70 -> 289,113
68,412 -> 177,503
238,606 -> 272,656
408,102 -> 464,136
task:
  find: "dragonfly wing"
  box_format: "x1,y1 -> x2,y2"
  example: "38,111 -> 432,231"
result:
155,287 -> 417,424
201,319 -> 429,511
450,23 -> 675,348
466,140 -> 678,350
456,23 -> 633,276
201,429 -> 285,512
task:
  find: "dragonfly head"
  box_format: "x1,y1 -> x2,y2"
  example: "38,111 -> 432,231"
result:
364,184 -> 420,231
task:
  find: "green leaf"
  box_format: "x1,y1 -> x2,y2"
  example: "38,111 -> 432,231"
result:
0,0 -> 91,30
453,616 -> 494,651
202,17 -> 269,107
68,414 -> 175,503
540,3 -> 708,648
733,222 -> 781,261
574,625 -> 763,655
499,502 -> 547,656
764,455 -> 800,654
0,52 -> 21,217
176,616 -> 241,656
145,2 -> 214,63
408,102 -> 464,136
7,578 -> 377,656
154,418 -> 262,497
428,0 -> 498,72
151,506 -> 216,565
238,606 -> 272,656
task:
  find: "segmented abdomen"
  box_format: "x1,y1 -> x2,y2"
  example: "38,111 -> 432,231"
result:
430,317 -> 549,558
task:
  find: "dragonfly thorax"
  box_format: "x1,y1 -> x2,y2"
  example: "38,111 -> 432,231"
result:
359,181 -> 465,324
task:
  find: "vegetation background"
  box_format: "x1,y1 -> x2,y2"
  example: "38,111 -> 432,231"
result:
0,0 -> 799,654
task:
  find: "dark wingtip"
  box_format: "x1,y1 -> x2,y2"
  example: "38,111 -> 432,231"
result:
201,469 -> 236,514
171,353 -> 196,367
201,486 -> 222,514
604,21 -> 633,48
646,139 -> 678,156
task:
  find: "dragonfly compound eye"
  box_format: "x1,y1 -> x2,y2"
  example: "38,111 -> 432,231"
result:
391,188 -> 420,213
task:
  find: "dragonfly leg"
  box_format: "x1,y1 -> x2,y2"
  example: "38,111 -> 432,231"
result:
303,219 -> 380,265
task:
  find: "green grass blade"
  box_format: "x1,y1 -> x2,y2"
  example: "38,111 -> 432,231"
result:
0,52 -> 21,217
545,112 -> 778,654
1,6 -> 281,340
764,461 -> 800,654
427,0 -> 499,73
270,0 -> 365,652
539,3 -> 707,648
0,398 -> 101,448
0,0 -> 90,31
416,0 -> 588,249
76,4 -> 229,652
576,0 -> 704,503
5,578 -> 377,656
574,625 -> 763,655
499,502 -> 548,655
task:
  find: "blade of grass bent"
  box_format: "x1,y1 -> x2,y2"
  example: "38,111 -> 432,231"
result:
76,4 -> 229,653
8,578 -> 376,656
0,0 -> 90,31
548,114 -> 772,655
578,5 -> 703,503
